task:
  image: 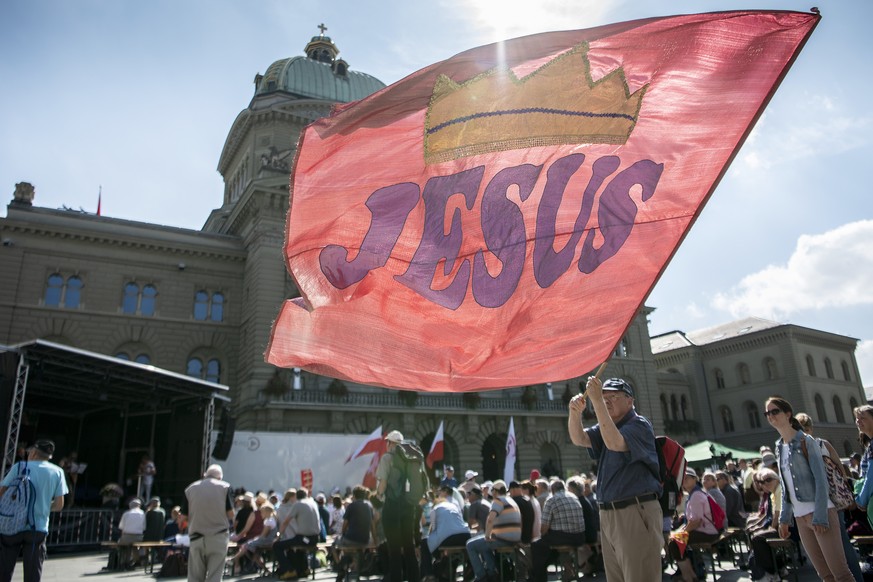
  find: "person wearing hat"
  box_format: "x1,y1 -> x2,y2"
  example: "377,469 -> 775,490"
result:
439,465 -> 458,488
567,377 -> 662,581
375,430 -> 420,582
667,467 -> 721,581
184,464 -> 234,582
117,498 -> 146,569
0,439 -> 67,582
460,470 -> 479,495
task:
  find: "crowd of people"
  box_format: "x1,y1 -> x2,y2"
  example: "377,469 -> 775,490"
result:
6,378 -> 873,582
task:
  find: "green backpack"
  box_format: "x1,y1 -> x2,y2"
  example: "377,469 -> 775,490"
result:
387,441 -> 428,506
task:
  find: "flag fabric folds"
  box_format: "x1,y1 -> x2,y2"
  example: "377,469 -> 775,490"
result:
504,417 -> 516,484
426,421 -> 444,469
346,425 -> 384,463
267,10 -> 819,391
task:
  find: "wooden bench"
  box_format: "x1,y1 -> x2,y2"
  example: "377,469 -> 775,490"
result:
336,543 -> 378,582
132,541 -> 173,574
549,545 -> 580,582
689,531 -> 733,580
439,545 -> 468,582
766,538 -> 801,582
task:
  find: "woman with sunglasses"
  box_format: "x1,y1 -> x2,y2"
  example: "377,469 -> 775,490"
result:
853,405 -> 873,525
765,396 -> 853,581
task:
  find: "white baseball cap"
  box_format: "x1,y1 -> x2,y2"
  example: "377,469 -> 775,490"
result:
385,430 -> 404,443
465,470 -> 478,480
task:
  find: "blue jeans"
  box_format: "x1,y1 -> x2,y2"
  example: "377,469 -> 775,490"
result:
465,534 -> 513,580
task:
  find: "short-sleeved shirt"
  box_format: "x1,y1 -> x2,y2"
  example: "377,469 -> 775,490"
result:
584,409 -> 660,503
511,495 -> 535,543
686,488 -> 718,536
184,477 -> 232,536
1,460 -> 67,534
343,500 -> 372,544
541,490 -> 585,534
489,495 -> 521,542
291,498 -> 321,537
119,507 -> 146,535
468,498 -> 491,532
427,500 -> 469,552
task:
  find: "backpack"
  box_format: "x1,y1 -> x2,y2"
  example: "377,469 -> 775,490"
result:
655,436 -> 686,513
696,488 -> 726,532
386,441 -> 428,506
0,461 -> 37,535
157,553 -> 187,578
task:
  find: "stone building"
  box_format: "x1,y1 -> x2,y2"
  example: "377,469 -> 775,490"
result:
652,317 -> 866,456
1,31 -> 864,496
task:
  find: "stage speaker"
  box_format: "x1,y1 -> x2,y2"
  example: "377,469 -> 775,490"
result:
211,408 -> 235,461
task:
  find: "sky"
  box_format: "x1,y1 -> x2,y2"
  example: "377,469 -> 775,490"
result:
2,0 -> 872,392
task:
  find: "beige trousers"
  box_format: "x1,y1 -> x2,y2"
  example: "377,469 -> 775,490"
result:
599,498 -> 663,582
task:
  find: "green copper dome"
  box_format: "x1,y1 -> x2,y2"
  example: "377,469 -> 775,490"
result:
254,34 -> 385,103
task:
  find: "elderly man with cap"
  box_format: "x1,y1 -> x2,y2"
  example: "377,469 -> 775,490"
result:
117,497 -> 146,569
568,377 -> 663,581
439,465 -> 458,488
0,439 -> 67,582
376,430 -> 420,582
184,464 -> 233,582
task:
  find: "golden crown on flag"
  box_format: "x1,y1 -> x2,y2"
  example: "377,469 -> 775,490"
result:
423,43 -> 646,164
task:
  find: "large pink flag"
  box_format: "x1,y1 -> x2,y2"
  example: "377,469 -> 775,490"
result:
267,10 -> 819,391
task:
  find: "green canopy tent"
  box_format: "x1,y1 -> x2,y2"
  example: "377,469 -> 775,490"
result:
683,440 -> 760,465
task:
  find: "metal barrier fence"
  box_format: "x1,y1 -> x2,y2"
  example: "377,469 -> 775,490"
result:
47,508 -> 118,548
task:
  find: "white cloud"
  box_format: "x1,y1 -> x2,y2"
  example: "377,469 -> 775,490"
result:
712,220 -> 873,319
738,92 -> 872,171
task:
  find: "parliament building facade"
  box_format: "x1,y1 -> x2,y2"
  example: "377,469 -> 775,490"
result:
0,33 -> 866,486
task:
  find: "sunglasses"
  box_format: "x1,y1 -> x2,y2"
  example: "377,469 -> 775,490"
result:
758,477 -> 777,484
762,409 -> 783,417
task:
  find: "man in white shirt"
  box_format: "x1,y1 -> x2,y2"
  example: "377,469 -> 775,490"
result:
118,498 -> 146,569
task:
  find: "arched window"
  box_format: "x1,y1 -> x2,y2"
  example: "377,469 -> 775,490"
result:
833,395 -> 846,424
842,361 -> 851,381
851,397 -> 860,411
815,394 -> 828,422
44,273 -> 64,306
210,292 -> 224,322
721,407 -> 735,433
193,291 -> 209,320
194,290 -> 225,322
806,355 -> 817,377
115,352 -> 131,361
670,395 -> 679,420
64,276 -> 82,308
187,356 -> 221,383
45,274 -> 83,308
680,395 -> 688,420
738,363 -> 751,385
764,358 -> 778,380
206,359 -> 221,383
135,354 -> 151,365
141,285 -> 157,316
660,394 -> 669,420
745,401 -> 761,429
825,358 -> 834,379
715,368 -> 725,389
845,441 -> 855,456
122,282 -> 139,314
187,358 -> 203,378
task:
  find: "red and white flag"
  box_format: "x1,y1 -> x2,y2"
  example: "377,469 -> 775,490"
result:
267,10 -> 819,391
426,421 -> 445,469
504,417 -> 517,483
346,425 -> 384,463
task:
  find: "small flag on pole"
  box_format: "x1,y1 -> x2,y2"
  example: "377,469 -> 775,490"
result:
504,417 -> 516,484
427,420 -> 445,469
96,186 -> 102,216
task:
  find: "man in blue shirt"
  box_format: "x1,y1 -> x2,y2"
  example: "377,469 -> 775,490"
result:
568,377 -> 662,581
0,439 -> 68,582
